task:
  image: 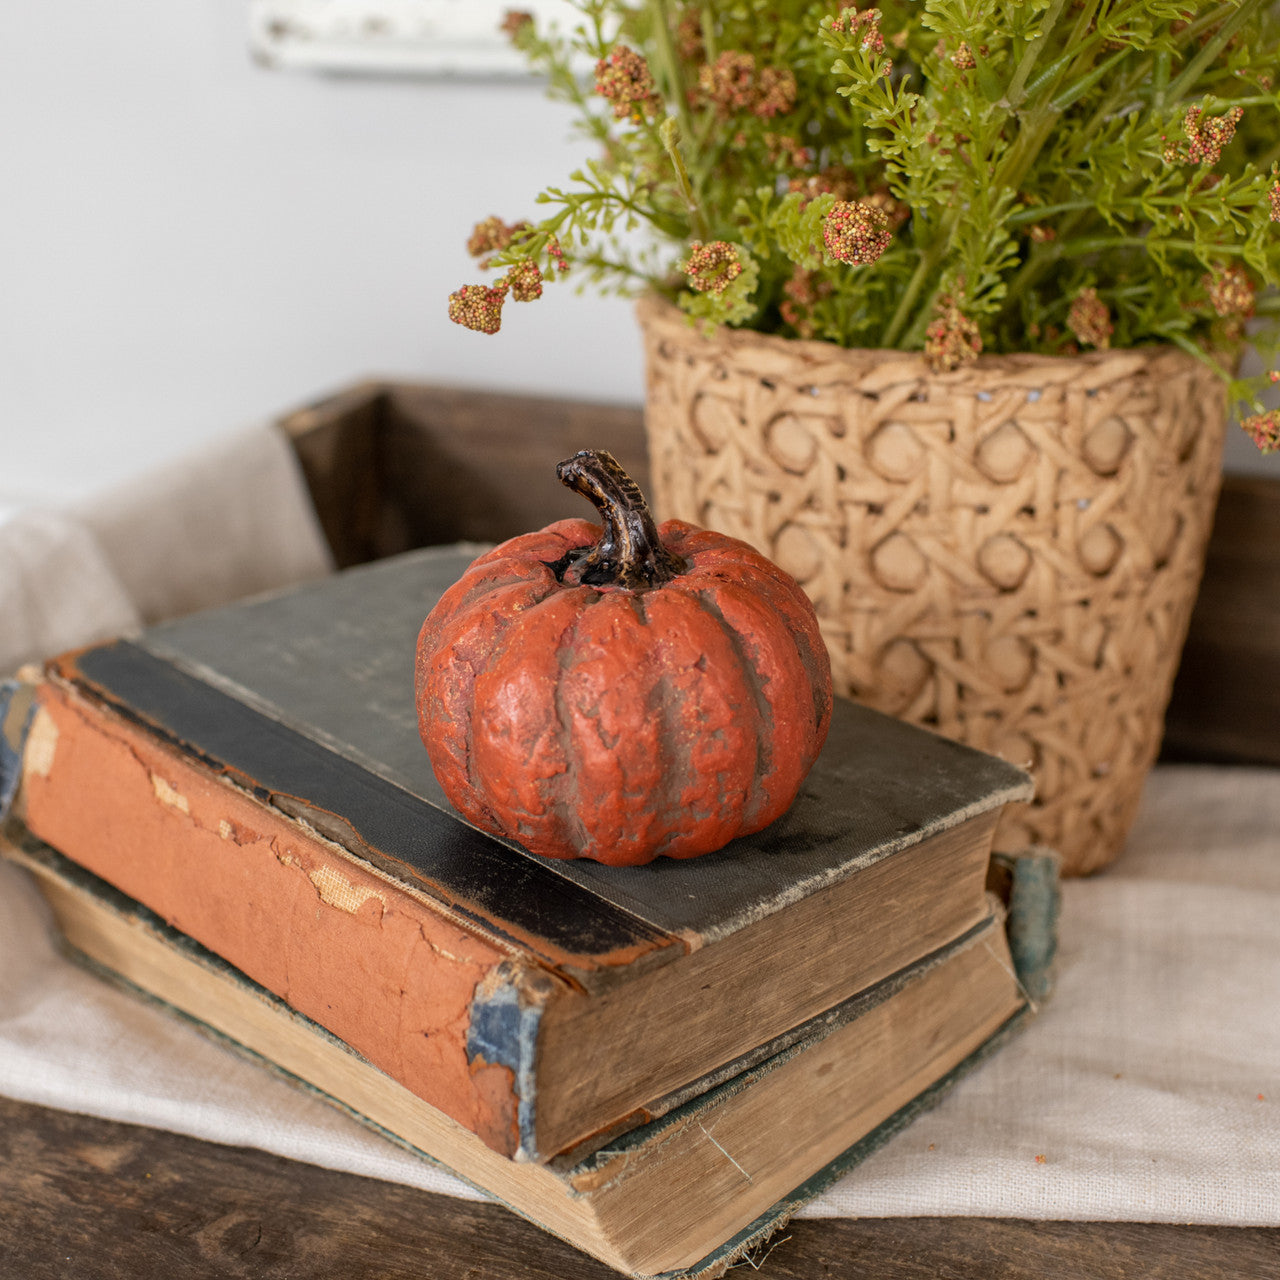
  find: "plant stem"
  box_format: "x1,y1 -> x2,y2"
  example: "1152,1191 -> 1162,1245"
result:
1059,236 -> 1251,257
1161,0 -> 1267,108
645,0 -> 710,239
881,241 -> 944,347
1153,50 -> 1170,98
997,208 -> 1092,329
1022,0 -> 1103,101
574,250 -> 660,285
1002,0 -> 1070,110
1163,329 -> 1232,381
659,120 -> 710,240
699,3 -> 717,61
1050,46 -> 1133,115
1006,201 -> 1096,224
886,0 -> 1089,347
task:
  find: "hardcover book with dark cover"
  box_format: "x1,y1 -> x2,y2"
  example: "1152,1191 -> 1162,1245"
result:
3,545 -> 1033,1163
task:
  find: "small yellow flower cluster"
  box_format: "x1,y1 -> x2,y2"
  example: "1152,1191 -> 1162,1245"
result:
764,132 -> 814,169
698,52 -> 796,119
676,11 -> 703,60
1067,287 -> 1113,349
755,67 -> 799,119
830,6 -> 892,76
506,260 -> 544,303
448,258 -> 546,334
499,10 -> 533,43
594,45 -> 660,122
447,283 -> 508,335
681,241 -> 744,294
780,266 -> 832,339
467,216 -> 529,262
789,167 -> 858,205
832,6 -> 886,56
1241,409 -> 1280,453
924,299 -> 983,373
822,200 -> 892,266
1163,105 -> 1244,166
700,51 -> 753,113
1204,266 -> 1255,318
545,235 -> 569,274
865,188 -> 909,231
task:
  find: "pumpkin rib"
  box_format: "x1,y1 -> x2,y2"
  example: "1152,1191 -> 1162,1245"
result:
689,553 -> 832,740
638,588 -> 755,859
471,588 -> 589,858
674,529 -> 814,626
555,590 -> 667,864
421,616 -> 493,831
628,594 -> 692,862
546,593 -> 599,860
684,585 -> 773,829
667,523 -> 831,743
622,593 -> 678,862
465,519 -> 597,573
419,562 -> 556,673
419,575 -> 561,834
422,519 -> 595,667
694,577 -> 823,834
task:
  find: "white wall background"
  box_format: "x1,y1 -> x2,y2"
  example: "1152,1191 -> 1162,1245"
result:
0,1 -> 1274,513
0,1 -> 643,510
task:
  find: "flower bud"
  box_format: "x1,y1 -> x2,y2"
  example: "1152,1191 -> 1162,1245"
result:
448,284 -> 508,335
823,201 -> 892,266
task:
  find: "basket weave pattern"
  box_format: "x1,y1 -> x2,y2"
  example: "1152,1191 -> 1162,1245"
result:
639,297 -> 1227,874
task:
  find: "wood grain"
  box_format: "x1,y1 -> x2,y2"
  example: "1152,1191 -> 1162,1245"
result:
279,380 -> 387,570
2,1096 -> 1273,1280
279,382 -> 649,567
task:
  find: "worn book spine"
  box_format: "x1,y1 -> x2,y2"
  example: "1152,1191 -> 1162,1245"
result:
12,671 -> 542,1158
0,678 -> 37,822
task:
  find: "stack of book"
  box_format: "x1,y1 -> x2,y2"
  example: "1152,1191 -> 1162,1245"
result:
0,545 -> 1055,1279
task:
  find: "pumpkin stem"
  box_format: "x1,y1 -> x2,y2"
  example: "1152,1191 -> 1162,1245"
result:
552,450 -> 687,589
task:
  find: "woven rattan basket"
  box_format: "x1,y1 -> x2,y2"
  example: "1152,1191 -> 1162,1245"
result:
639,296 -> 1228,874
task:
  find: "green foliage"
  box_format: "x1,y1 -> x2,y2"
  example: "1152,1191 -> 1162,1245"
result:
459,0 -> 1280,423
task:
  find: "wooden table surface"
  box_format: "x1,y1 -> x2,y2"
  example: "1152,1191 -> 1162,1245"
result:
3,1095 -> 1275,1280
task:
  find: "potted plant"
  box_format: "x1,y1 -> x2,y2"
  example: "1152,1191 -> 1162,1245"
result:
446,0 -> 1280,872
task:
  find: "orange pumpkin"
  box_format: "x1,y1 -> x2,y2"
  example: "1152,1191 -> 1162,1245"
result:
415,450 -> 832,865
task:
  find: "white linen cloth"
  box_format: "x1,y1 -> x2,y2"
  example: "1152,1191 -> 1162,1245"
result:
1,427 -> 1277,1223
0,510 -> 142,676
0,422 -> 333,676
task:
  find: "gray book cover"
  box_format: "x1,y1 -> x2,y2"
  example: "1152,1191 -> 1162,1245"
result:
62,545 -> 1032,960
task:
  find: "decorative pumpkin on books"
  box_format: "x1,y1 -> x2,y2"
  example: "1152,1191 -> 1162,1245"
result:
416,450 -> 833,865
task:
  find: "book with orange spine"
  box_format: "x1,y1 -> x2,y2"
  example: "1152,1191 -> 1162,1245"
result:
1,544 -> 1033,1164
